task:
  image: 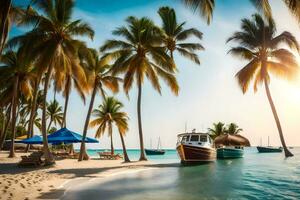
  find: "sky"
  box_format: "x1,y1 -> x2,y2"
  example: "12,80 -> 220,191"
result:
11,0 -> 300,149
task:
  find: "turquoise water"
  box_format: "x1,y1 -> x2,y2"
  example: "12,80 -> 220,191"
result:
65,148 -> 300,199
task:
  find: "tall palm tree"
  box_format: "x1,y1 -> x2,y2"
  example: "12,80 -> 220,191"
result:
100,16 -> 179,161
225,123 -> 243,135
227,14 -> 299,157
208,122 -> 226,139
0,49 -> 34,157
78,48 -> 120,161
181,0 -> 215,24
158,6 -> 204,64
46,100 -> 63,132
90,97 -> 130,162
61,72 -> 87,128
9,0 -> 94,164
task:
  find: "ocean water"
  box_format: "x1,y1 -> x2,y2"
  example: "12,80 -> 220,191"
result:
65,147 -> 300,200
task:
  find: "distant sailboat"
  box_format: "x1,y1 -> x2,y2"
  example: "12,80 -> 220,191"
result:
257,136 -> 282,153
145,137 -> 165,155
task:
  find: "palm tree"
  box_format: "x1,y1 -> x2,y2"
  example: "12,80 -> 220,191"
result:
9,0 -> 94,164
100,16 -> 179,161
78,48 -> 120,161
227,14 -> 299,157
46,100 -> 63,133
181,0 -> 215,24
158,6 -> 204,64
208,122 -> 226,139
0,49 -> 34,157
60,71 -> 87,128
90,97 -> 130,162
225,123 -> 243,135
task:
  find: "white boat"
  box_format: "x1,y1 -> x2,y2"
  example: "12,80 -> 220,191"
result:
176,129 -> 216,163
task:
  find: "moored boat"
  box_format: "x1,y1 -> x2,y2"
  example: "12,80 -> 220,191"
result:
216,147 -> 244,159
145,137 -> 165,155
176,130 -> 216,163
257,146 -> 282,153
214,134 -> 250,159
257,136 -> 282,153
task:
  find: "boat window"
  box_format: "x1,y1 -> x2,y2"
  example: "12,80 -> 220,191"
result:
181,136 -> 188,142
200,135 -> 207,142
190,135 -> 199,142
208,136 -> 212,143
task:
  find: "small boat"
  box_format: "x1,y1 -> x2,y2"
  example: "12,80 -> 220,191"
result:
257,146 -> 283,153
176,129 -> 216,163
217,147 -> 244,159
257,136 -> 282,153
214,134 -> 250,159
145,137 -> 165,155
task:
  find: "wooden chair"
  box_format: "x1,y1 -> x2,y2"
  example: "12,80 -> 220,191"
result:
18,152 -> 44,167
98,152 -> 123,160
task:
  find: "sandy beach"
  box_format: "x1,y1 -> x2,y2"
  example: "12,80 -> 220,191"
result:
0,151 -> 154,200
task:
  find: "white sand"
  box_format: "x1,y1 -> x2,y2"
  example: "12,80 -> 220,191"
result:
0,151 -> 155,200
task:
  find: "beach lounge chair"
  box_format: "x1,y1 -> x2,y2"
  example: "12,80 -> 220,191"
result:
18,151 -> 44,167
98,152 -> 123,160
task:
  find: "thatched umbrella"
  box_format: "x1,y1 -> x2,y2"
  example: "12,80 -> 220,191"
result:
214,134 -> 250,147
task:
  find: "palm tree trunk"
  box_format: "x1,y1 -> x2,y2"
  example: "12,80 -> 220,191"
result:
137,82 -> 147,161
0,106 -> 11,151
41,66 -> 55,165
264,78 -> 293,157
119,131 -> 130,162
26,78 -> 40,152
78,82 -> 97,161
8,76 -> 19,158
109,122 -> 114,155
47,118 -> 53,133
62,88 -> 70,128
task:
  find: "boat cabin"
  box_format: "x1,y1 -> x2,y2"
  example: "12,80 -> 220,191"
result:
177,132 -> 213,148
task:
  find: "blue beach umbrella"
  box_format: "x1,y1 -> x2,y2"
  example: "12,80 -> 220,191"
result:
16,135 -> 43,144
48,128 -> 98,144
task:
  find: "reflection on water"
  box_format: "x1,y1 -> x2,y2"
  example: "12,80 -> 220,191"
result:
63,148 -> 300,200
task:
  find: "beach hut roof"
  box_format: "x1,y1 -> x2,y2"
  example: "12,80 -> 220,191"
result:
48,128 -> 98,144
214,134 -> 250,147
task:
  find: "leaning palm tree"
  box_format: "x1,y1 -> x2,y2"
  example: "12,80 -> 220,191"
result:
225,123 -> 243,135
158,6 -> 204,64
90,97 -> 130,162
208,122 -> 226,139
100,16 -> 179,161
61,73 -> 87,128
78,48 -> 120,161
46,100 -> 63,133
181,0 -> 215,24
0,48 -> 34,157
227,14 -> 299,157
9,0 -> 94,164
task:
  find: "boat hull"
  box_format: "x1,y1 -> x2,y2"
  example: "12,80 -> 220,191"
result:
145,149 -> 165,155
217,148 -> 244,159
257,146 -> 282,153
176,144 -> 216,163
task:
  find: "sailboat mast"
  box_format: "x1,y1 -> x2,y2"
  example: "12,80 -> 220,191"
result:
268,136 -> 270,147
150,139 -> 152,149
157,137 -> 161,150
